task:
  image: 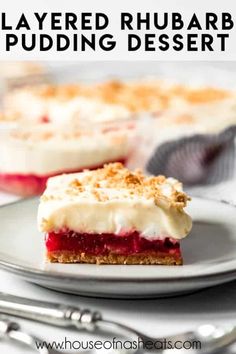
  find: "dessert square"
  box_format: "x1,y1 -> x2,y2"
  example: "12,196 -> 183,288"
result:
38,163 -> 192,265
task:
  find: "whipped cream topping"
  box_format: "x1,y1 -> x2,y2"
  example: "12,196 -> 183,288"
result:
4,90 -> 49,122
5,81 -> 236,133
4,88 -> 132,124
0,124 -> 130,175
4,80 -> 167,122
38,163 -> 192,240
47,97 -> 131,124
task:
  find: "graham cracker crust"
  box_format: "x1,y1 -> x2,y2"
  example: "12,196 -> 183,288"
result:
47,251 -> 183,265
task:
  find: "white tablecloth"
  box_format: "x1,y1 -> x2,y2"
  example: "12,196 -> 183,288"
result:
0,271 -> 236,354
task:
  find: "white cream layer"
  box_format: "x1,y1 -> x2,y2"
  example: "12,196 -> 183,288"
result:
0,126 -> 129,175
38,172 -> 192,240
5,90 -> 131,124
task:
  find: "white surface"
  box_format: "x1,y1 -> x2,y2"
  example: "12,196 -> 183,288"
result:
0,191 -> 20,206
188,177 -> 236,207
0,270 -> 236,353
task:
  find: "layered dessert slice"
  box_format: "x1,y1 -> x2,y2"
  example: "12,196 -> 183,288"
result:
0,124 -> 129,196
38,163 -> 192,265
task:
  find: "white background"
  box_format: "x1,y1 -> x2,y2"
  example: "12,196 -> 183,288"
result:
0,0 -> 236,60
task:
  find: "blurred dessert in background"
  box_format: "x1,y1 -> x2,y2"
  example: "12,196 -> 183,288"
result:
3,85 -> 132,124
0,122 -> 131,196
1,77 -> 236,196
3,80 -> 232,124
3,80 -> 172,123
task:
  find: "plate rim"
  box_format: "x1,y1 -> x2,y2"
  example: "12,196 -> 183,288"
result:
0,197 -> 236,284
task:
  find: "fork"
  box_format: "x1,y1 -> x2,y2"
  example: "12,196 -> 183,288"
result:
0,292 -> 236,354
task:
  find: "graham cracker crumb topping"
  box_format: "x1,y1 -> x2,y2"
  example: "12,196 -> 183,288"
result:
62,163 -> 190,207
21,81 -> 231,116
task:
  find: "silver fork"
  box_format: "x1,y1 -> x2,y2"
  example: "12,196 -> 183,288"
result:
0,292 -> 236,354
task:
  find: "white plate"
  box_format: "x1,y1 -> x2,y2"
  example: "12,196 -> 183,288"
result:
0,197 -> 236,298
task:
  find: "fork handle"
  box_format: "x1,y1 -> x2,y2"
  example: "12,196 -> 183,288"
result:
0,292 -> 102,331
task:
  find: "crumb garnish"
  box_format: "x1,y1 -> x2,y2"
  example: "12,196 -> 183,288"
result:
15,81 -> 231,117
44,163 -> 190,207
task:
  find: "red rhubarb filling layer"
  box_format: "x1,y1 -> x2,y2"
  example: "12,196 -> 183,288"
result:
45,230 -> 181,257
0,158 -> 126,196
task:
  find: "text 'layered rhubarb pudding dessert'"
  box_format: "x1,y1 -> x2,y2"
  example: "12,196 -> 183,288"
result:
0,124 -> 129,196
38,163 -> 192,265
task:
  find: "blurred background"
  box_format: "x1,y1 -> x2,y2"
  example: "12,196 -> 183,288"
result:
1,61 -> 236,90
0,61 -> 236,205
